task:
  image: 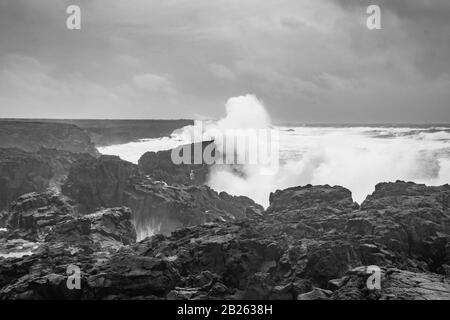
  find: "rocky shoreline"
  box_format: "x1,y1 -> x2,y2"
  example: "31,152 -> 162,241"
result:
0,122 -> 449,300
0,169 -> 449,299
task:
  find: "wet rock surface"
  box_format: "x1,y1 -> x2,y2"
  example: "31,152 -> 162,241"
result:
5,191 -> 75,241
0,180 -> 448,300
62,155 -> 260,238
138,141 -> 215,186
0,191 -> 136,299
0,148 -> 53,211
331,267 -> 450,300
0,147 -> 95,210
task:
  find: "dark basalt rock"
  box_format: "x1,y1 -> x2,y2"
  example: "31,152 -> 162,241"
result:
0,181 -> 449,300
36,148 -> 95,186
357,181 -> 450,274
0,148 -> 95,210
3,190 -> 136,248
6,191 -> 75,241
0,148 -> 53,211
331,267 -> 450,300
361,180 -> 450,210
128,181 -> 261,238
138,141 -> 215,185
61,155 -> 141,213
62,155 -> 262,238
45,207 -> 136,250
0,191 -> 137,299
268,184 -> 358,213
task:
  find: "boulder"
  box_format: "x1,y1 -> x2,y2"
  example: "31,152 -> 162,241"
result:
45,207 -> 136,250
6,191 -> 75,241
268,184 -> 358,214
138,141 -> 215,185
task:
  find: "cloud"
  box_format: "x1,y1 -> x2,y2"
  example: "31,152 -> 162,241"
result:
132,73 -> 177,96
0,0 -> 449,122
209,64 -> 236,81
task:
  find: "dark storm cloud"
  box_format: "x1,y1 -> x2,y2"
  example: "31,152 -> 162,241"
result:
0,0 -> 449,123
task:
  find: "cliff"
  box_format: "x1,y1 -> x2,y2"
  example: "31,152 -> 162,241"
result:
0,121 -> 99,156
0,148 -> 95,210
16,119 -> 194,147
0,148 -> 52,211
61,155 -> 261,239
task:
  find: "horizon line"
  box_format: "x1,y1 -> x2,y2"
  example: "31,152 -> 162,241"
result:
0,118 -> 449,127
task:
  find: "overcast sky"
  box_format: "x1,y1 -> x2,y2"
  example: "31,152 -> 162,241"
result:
0,0 -> 449,123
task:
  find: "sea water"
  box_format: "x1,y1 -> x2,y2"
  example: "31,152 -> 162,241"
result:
99,125 -> 450,207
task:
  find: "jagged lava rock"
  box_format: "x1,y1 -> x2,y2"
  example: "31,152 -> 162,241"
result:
361,180 -> 450,210
253,182 -> 449,288
331,267 -> 450,300
357,181 -> 450,273
1,180 -> 449,300
4,190 -> 135,247
5,190 -> 75,241
62,155 -> 261,238
0,190 -> 137,299
268,184 -> 358,214
45,207 -> 136,250
260,185 -> 358,244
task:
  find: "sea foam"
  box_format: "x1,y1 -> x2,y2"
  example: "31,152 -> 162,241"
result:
99,95 -> 450,207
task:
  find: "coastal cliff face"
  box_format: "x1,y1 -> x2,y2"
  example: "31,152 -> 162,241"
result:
61,155 -> 260,238
0,148 -> 52,211
0,148 -> 95,211
0,121 -> 101,210
31,119 -> 194,147
75,119 -> 193,146
0,180 -> 448,300
0,121 -> 99,156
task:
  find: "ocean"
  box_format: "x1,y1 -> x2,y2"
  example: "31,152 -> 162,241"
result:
99,124 -> 450,207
